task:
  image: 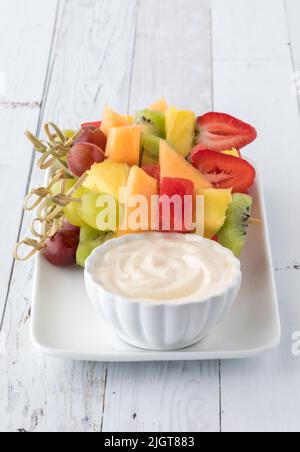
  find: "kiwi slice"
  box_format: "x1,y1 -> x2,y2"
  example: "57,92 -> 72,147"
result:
217,193 -> 252,257
76,226 -> 113,267
141,134 -> 161,165
135,109 -> 166,138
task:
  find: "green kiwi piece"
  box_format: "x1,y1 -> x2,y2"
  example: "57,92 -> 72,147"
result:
76,226 -> 113,268
141,134 -> 161,165
135,109 -> 166,138
217,193 -> 253,258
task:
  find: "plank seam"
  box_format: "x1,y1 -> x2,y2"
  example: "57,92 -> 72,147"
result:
219,360 -> 222,432
283,0 -> 300,116
127,0 -> 140,114
100,366 -> 109,432
0,0 -> 62,332
100,1 -> 140,429
0,101 -> 41,109
211,0 -> 222,432
213,57 -> 291,62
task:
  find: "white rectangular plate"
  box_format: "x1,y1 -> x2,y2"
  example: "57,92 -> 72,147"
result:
31,171 -> 281,361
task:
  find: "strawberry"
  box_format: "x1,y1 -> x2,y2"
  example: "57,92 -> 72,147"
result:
191,149 -> 256,193
196,113 -> 257,152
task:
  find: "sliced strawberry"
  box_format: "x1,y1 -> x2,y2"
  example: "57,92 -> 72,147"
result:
196,113 -> 257,152
191,149 -> 256,193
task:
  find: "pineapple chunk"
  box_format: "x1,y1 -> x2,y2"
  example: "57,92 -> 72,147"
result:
222,149 -> 240,158
83,160 -> 130,201
165,107 -> 196,157
199,188 -> 233,239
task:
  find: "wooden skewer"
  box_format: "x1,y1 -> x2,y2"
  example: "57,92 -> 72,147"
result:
249,217 -> 262,225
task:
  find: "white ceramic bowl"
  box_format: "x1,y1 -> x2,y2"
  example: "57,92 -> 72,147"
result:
84,233 -> 242,351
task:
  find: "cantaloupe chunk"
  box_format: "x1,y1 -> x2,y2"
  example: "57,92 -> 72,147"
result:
123,166 -> 158,232
199,188 -> 232,239
100,106 -> 131,137
159,141 -> 212,194
122,115 -> 134,124
106,126 -> 141,166
149,98 -> 168,114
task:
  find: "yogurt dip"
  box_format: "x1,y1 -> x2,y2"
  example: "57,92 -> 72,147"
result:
91,235 -> 240,302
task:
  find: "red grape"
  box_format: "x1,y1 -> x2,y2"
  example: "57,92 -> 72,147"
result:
81,121 -> 102,129
61,220 -> 80,235
74,126 -> 107,151
42,231 -> 79,267
67,142 -> 105,177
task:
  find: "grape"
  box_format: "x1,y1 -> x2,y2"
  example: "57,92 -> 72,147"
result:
74,126 -> 107,151
63,185 -> 89,227
51,179 -> 88,227
61,220 -> 80,235
50,178 -> 75,196
67,142 -> 105,177
42,231 -> 79,267
79,192 -> 119,232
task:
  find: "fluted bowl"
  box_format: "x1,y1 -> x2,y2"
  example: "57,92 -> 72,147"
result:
84,233 -> 242,351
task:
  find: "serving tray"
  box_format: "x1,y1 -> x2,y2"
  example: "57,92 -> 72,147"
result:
31,171 -> 281,361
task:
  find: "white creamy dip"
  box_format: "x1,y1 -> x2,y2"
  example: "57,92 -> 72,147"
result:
92,235 -> 240,302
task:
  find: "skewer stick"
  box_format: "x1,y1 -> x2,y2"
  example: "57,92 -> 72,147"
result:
249,217 -> 262,225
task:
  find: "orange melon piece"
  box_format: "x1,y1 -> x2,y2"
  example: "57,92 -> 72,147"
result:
160,141 -> 212,194
122,114 -> 134,124
106,126 -> 141,166
149,98 -> 168,113
123,166 -> 158,232
100,106 -> 131,137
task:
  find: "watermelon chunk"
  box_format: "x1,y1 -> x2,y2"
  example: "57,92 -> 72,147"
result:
159,177 -> 195,232
142,165 -> 161,186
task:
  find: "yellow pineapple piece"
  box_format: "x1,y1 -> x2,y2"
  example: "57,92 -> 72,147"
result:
222,149 -> 240,158
199,188 -> 232,239
165,107 -> 195,157
83,160 -> 130,201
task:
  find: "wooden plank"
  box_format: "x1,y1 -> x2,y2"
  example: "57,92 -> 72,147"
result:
101,0 -> 220,433
0,0 -> 59,317
102,361 -> 220,432
128,0 -> 212,113
212,0 -> 300,432
212,0 -> 289,61
0,0 -> 57,104
0,0 -> 139,432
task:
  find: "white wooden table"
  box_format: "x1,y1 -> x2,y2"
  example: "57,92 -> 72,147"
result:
0,0 -> 299,433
